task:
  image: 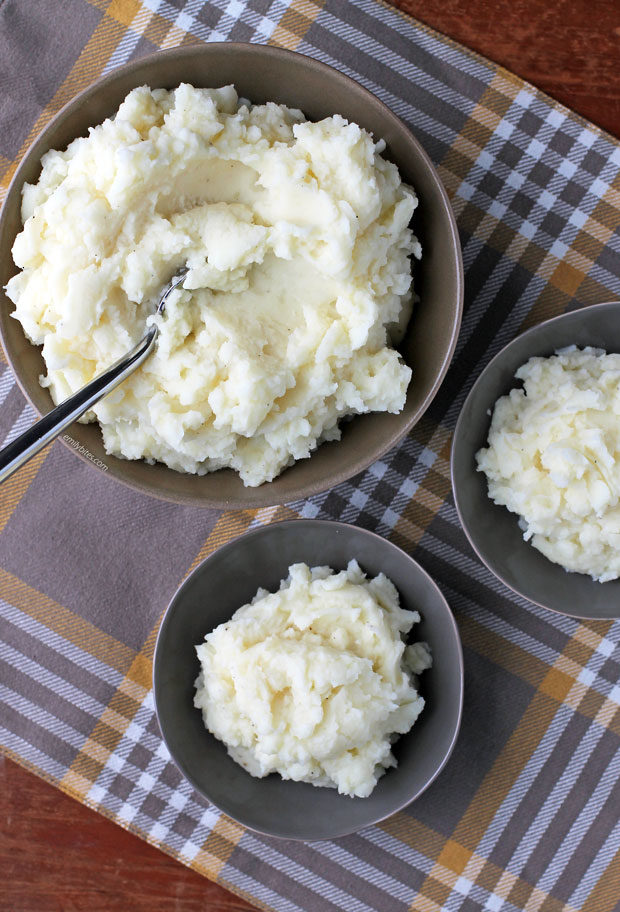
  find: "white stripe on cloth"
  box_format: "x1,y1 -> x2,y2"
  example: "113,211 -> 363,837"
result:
1,403 -> 37,448
0,682 -> 89,753
299,44 -> 460,152
462,723 -> 607,901
405,531 -> 576,666
474,703 -> 580,861
236,830 -> 380,912
145,790 -> 217,851
309,838 -> 418,905
0,726 -> 69,782
0,597 -> 125,688
87,688 -> 222,848
445,577 -> 619,703
223,868 -> 311,912
85,736 -> 207,827
305,8 -> 485,116
0,368 -> 16,409
210,0 -> 291,33
537,744 -> 620,897
109,0 -> 291,52
360,824 -> 436,876
101,31 -> 150,76
568,812 -> 620,908
434,500 -> 583,639
440,748 -> 620,912
0,640 -> 108,718
451,245 -> 545,363
422,528 -> 620,699
452,131 -> 618,362
352,0 -> 495,83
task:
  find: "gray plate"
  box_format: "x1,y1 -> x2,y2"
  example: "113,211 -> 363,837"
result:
153,520 -> 463,840
452,301 -> 620,619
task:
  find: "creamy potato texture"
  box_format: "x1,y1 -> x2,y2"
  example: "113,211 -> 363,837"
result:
7,84 -> 419,486
194,561 -> 431,798
477,346 -> 620,582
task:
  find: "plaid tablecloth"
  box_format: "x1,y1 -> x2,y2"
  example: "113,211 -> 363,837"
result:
2,1 -> 620,910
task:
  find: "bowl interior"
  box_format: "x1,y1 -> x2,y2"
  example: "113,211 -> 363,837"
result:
452,302 -> 620,620
153,520 -> 463,840
0,44 -> 462,508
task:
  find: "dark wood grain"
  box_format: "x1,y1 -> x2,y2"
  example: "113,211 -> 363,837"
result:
2,2 -> 619,909
0,757 -> 259,912
395,0 -> 620,138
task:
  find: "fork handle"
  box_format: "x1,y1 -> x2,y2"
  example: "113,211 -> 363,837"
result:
0,325 -> 157,483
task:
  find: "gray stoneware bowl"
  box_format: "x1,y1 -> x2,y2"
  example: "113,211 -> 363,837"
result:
0,43 -> 463,509
153,520 -> 463,840
452,302 -> 620,620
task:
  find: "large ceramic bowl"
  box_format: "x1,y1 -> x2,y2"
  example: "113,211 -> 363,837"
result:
452,302 -> 620,620
0,44 -> 463,509
153,520 -> 463,840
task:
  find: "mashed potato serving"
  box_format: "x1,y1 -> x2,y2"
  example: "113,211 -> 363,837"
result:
194,560 -> 431,798
477,346 -> 620,582
7,84 -> 419,486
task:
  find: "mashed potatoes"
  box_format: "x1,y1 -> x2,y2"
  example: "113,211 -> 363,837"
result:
7,84 -> 419,486
476,346 -> 620,582
194,560 -> 431,797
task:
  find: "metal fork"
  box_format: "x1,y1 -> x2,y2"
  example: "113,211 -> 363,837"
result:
0,267 -> 188,483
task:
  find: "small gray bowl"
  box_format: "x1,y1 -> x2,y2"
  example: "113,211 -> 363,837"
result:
452,301 -> 620,620
153,519 -> 463,840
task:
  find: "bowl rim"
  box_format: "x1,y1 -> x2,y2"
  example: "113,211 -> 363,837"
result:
152,517 -> 464,839
0,42 -> 464,509
450,300 -> 620,619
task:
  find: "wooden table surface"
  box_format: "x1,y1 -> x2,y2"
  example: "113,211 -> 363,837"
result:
2,2 -> 620,910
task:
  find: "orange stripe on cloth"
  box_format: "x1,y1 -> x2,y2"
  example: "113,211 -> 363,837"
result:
86,0 -> 115,10
182,503 -> 299,583
0,567 -> 135,675
377,816 -> 580,912
437,70 -> 519,204
582,847 -> 620,912
390,426 -> 453,555
0,12 -> 126,202
185,814 -> 247,883
60,653 -> 151,799
1,0 -> 186,201
402,823 -> 581,912
0,447 -> 51,536
105,0 -> 142,28
269,0 -> 325,51
105,0 -> 210,50
111,1 -> 182,50
453,656 -> 605,853
523,167 -> 620,329
459,612 -> 619,735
